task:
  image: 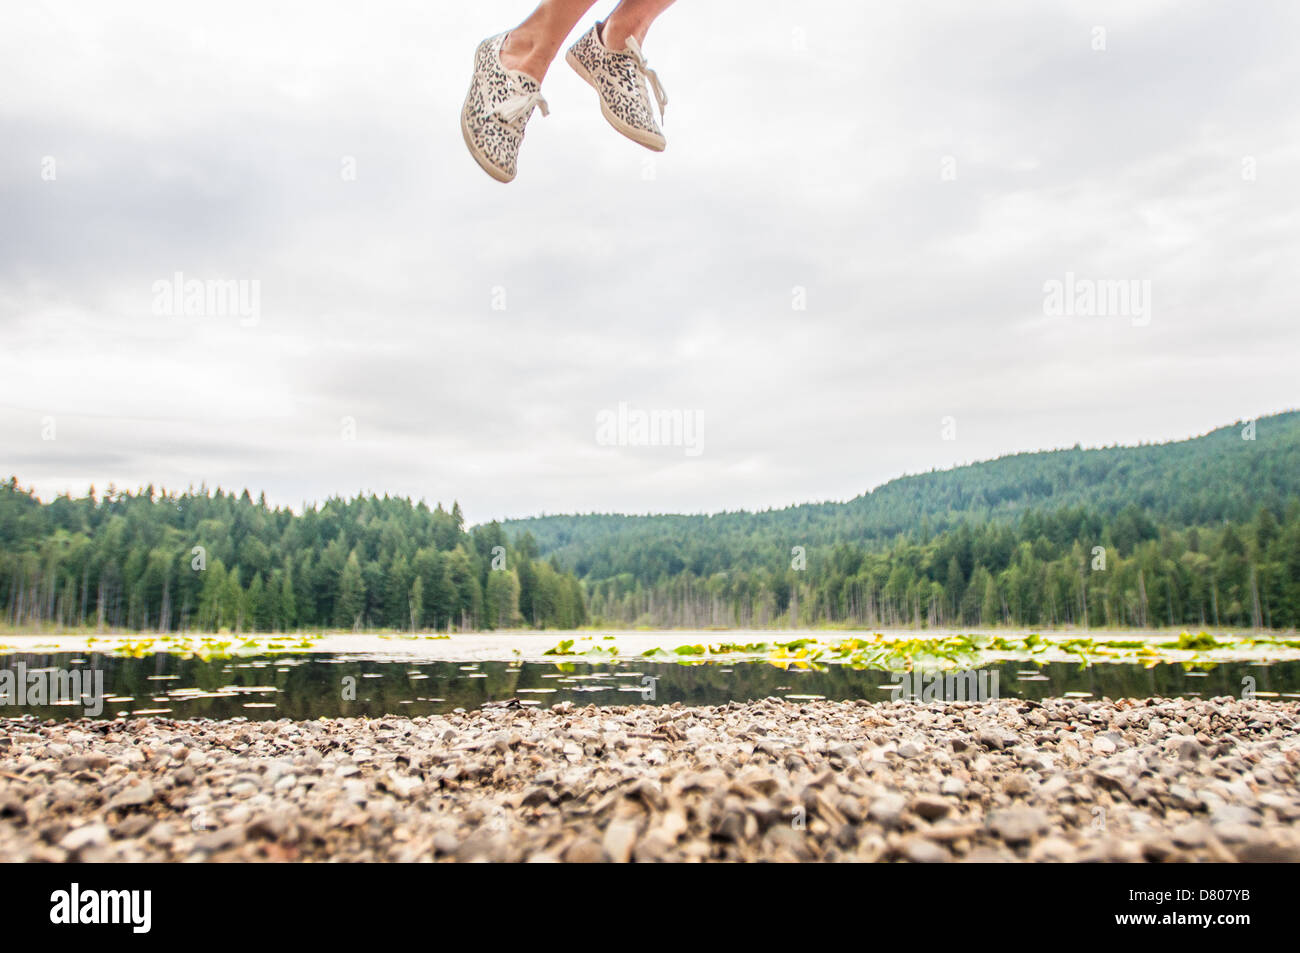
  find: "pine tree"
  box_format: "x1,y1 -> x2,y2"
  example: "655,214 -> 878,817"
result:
280,566 -> 297,631
982,575 -> 1001,627
334,553 -> 366,629
408,576 -> 424,631
485,569 -> 520,629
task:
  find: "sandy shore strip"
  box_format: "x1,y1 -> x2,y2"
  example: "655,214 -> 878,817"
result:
2,697 -> 1298,862
5,629 -> 1300,667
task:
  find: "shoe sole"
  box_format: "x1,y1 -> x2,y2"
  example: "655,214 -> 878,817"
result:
462,49 -> 516,184
565,49 -> 666,153
461,109 -> 515,183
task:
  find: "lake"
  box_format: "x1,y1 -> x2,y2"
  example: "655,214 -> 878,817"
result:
2,650 -> 1296,721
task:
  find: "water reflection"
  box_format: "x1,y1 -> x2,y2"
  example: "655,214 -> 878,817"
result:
0,653 -> 1296,721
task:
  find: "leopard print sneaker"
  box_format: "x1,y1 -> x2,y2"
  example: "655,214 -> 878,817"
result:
565,23 -> 668,152
461,32 -> 549,183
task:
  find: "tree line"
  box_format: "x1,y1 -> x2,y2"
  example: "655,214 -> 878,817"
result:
0,479 -> 586,633
6,409 -> 1299,635
580,502 -> 1300,630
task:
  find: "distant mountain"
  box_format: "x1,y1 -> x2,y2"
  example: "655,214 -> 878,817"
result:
503,411 -> 1300,581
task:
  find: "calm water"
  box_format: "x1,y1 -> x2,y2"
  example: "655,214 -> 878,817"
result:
1,653 -> 1298,721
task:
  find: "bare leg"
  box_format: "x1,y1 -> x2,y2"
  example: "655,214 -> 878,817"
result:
500,0 -> 601,81
601,0 -> 678,50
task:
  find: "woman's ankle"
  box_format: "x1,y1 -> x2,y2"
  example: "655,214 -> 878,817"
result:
600,13 -> 649,51
500,27 -> 555,81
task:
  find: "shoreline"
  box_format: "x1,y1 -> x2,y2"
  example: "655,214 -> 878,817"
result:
3,628 -> 1299,667
2,696 -> 1297,862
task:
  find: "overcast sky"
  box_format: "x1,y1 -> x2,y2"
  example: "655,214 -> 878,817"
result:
2,1 -> 1298,523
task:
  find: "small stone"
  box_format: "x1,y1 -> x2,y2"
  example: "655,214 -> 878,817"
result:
659,811 -> 688,840
107,782 -> 154,811
831,743 -> 859,762
628,778 -> 667,810
432,829 -> 460,855
563,838 -> 606,864
1171,821 -> 1210,848
764,825 -> 812,861
911,795 -> 951,821
147,822 -> 176,846
1233,842 -> 1300,863
380,773 -> 423,799
1038,775 -> 1069,797
1078,837 -> 1142,863
1175,738 -> 1204,761
113,815 -> 153,839
60,823 -> 110,852
1211,805 -> 1260,827
903,838 -> 950,863
1092,770 -> 1134,799
519,786 -> 551,808
603,821 -> 638,863
1140,838 -> 1177,863
713,810 -> 745,841
1028,836 -> 1077,862
247,813 -> 294,841
195,826 -> 246,852
825,822 -> 852,849
986,807 -> 1049,844
868,794 -> 907,828
1003,775 -> 1031,796
633,829 -> 676,863
456,828 -> 508,862
1213,823 -> 1254,844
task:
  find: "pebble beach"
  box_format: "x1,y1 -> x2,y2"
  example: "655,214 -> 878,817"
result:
2,696 -> 1298,863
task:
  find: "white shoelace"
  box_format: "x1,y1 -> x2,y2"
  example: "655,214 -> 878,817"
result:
493,89 -> 550,126
624,37 -> 668,122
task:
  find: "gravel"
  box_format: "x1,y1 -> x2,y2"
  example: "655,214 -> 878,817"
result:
1,695 -> 1298,862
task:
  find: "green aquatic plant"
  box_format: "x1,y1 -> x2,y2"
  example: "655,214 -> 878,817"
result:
708,641 -> 769,655
1162,631 -> 1221,651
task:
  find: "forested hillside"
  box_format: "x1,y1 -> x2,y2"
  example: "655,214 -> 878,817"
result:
4,412 -> 1297,633
0,482 -> 585,633
507,412 -> 1300,630
505,412 -> 1299,577
578,504 -> 1300,630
